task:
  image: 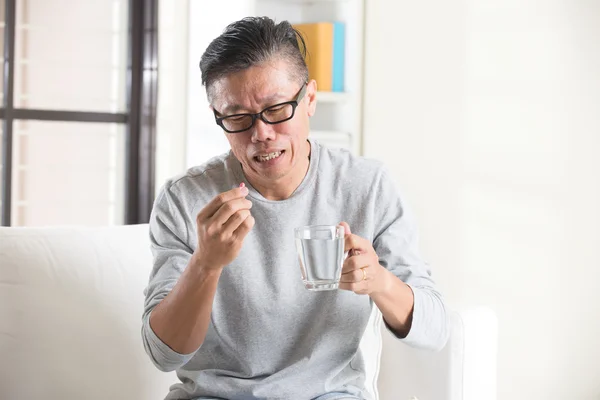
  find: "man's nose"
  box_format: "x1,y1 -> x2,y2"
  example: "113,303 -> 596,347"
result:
251,118 -> 276,143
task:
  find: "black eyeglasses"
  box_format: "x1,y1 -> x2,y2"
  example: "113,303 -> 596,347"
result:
213,83 -> 307,134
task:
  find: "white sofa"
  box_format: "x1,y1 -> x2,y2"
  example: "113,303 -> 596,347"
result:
0,224 -> 497,400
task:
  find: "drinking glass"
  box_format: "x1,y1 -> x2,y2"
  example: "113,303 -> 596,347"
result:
294,225 -> 345,291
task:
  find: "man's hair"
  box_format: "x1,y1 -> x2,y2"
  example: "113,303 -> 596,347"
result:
199,16 -> 309,99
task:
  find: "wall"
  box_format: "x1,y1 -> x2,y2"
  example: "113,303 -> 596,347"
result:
363,1 -> 600,399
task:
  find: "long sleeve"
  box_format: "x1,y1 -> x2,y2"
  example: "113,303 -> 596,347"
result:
141,182 -> 198,371
372,167 -> 450,351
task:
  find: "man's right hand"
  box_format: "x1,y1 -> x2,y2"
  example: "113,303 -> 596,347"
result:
148,184 -> 254,355
193,184 -> 255,270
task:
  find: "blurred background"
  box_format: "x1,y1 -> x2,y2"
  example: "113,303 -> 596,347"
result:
0,1 -> 599,399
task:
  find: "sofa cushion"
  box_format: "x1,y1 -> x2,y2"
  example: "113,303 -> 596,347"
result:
0,225 -> 176,400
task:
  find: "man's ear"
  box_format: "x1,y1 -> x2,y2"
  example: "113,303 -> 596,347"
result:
306,79 -> 318,117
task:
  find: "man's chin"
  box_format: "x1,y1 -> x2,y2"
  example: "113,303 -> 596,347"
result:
244,163 -> 287,181
256,169 -> 288,182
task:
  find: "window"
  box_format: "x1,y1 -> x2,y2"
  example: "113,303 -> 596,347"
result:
0,0 -> 158,226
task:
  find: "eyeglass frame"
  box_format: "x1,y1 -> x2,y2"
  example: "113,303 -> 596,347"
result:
212,82 -> 308,134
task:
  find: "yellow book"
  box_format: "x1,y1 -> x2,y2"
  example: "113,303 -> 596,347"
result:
293,22 -> 333,92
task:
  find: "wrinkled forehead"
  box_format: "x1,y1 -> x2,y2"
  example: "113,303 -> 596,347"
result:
208,60 -> 300,113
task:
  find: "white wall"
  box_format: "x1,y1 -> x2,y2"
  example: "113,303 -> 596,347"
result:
363,1 -> 600,399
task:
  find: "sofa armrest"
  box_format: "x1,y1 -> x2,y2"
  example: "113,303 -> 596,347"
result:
378,306 -> 498,400
448,307 -> 498,400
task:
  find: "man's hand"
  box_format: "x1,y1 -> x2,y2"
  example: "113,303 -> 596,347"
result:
338,221 -> 390,295
339,221 -> 416,337
192,184 -> 255,270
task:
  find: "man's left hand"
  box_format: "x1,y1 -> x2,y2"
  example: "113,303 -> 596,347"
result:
338,221 -> 390,295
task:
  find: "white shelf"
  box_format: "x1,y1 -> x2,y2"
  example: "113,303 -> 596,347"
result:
15,165 -> 117,172
311,129 -> 350,136
310,130 -> 352,150
316,91 -> 351,103
260,0 -> 352,3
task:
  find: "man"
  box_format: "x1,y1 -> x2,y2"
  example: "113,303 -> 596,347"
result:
142,16 -> 448,400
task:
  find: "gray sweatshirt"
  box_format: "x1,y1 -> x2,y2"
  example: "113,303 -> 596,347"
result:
142,139 -> 449,400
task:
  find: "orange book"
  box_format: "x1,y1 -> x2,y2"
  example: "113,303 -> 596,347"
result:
293,22 -> 334,92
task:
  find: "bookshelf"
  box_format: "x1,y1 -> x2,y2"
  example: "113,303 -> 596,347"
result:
275,0 -> 354,3
254,0 -> 365,155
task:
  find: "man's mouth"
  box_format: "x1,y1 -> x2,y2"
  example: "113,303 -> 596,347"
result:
254,150 -> 284,162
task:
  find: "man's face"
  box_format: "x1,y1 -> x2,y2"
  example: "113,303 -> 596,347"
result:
210,59 -> 317,188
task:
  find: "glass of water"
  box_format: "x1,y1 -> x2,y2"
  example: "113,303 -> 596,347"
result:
295,225 -> 345,291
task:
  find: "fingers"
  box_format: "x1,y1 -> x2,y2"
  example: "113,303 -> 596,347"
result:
233,213 -> 255,240
339,262 -> 370,294
222,209 -> 252,236
345,234 -> 368,253
198,186 -> 249,220
340,265 -> 369,283
337,222 -> 380,295
341,253 -> 370,274
210,197 -> 253,227
339,221 -> 372,254
338,280 -> 369,294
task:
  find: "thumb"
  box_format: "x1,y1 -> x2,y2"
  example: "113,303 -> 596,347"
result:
339,221 -> 351,237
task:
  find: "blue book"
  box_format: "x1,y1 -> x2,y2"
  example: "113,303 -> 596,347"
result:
332,22 -> 345,92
